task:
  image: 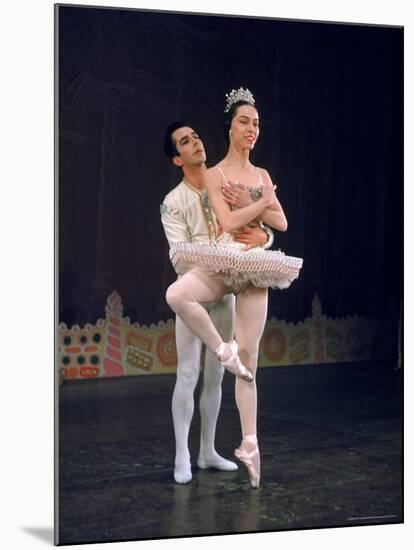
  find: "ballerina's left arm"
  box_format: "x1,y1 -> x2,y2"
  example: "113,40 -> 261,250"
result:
258,169 -> 288,232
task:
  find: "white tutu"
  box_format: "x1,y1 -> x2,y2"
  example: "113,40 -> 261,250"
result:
170,242 -> 303,290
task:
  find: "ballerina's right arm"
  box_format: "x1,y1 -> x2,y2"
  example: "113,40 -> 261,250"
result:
204,168 -> 274,234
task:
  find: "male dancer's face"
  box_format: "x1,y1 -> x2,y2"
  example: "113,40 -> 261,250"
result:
171,126 -> 206,169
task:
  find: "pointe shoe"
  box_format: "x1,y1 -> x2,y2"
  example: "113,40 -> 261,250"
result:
234,440 -> 260,488
216,341 -> 253,382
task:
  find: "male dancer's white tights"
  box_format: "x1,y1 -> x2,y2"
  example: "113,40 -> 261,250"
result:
167,268 -> 268,465
172,294 -> 237,483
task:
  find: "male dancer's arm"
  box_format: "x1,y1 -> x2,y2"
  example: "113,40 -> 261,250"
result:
233,224 -> 273,251
160,197 -> 190,247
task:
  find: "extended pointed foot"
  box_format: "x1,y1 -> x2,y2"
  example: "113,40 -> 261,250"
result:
216,341 -> 253,382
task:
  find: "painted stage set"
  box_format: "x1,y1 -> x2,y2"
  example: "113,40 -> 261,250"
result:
58,291 -> 399,380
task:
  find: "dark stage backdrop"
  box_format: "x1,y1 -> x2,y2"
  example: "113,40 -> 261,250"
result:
58,6 -> 403,333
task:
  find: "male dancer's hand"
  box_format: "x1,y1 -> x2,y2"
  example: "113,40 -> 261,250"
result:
232,224 -> 267,251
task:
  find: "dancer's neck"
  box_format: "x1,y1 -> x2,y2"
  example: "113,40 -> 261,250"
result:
182,163 -> 207,190
222,145 -> 252,170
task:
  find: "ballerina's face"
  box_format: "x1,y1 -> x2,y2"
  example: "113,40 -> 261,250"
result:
230,104 -> 260,150
171,126 -> 206,167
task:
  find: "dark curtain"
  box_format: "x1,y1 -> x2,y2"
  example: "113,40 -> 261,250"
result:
58,6 -> 403,330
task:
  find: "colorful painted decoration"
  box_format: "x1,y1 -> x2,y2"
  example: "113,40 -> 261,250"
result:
58,291 -> 398,381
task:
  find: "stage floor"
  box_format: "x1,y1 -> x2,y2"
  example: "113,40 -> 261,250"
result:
57,361 -> 402,544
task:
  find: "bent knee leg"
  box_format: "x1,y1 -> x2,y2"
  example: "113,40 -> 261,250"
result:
166,282 -> 186,313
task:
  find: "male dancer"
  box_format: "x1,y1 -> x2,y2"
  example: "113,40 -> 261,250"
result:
161,122 -> 272,483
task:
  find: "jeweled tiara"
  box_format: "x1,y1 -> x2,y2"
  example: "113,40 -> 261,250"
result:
224,87 -> 255,113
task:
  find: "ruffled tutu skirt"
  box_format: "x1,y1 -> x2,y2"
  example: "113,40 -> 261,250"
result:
170,242 -> 303,291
